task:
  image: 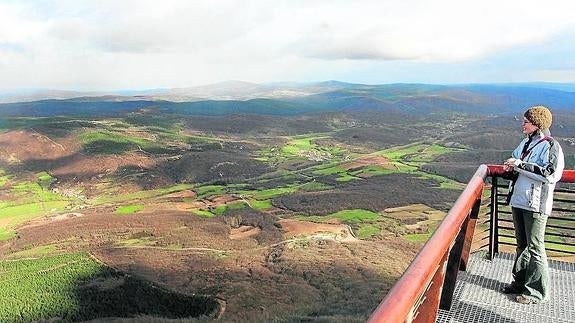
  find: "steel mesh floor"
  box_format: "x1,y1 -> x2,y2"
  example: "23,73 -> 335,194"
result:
437,251 -> 575,323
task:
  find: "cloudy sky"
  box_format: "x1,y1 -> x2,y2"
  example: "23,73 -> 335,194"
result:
1,0 -> 575,91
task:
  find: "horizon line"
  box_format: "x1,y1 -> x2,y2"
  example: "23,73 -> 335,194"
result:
2,80 -> 575,95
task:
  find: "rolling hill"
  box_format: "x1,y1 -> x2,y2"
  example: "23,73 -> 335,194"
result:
1,82 -> 575,118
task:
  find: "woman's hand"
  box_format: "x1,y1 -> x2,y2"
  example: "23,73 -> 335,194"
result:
503,158 -> 516,172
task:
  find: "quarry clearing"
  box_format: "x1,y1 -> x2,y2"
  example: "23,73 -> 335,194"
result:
278,218 -> 357,242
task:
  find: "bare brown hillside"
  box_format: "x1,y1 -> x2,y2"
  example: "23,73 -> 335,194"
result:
1,208 -> 419,322
0,130 -> 79,163
0,130 -> 156,181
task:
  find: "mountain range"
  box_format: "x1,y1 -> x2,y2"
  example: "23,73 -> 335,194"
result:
1,81 -> 574,118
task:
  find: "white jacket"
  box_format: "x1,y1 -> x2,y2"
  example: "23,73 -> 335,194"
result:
509,132 -> 564,215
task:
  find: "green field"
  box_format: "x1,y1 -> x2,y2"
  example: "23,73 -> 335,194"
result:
115,204 -> 145,214
0,201 -> 69,240
1,173 -> 73,240
251,186 -> 298,200
299,209 -> 382,224
379,143 -> 460,165
378,143 -> 464,190
247,199 -> 273,210
281,137 -> 315,155
211,201 -> 247,215
258,134 -> 345,164
356,224 -> 381,239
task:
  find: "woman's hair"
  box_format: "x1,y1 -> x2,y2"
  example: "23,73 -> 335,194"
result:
524,105 -> 552,129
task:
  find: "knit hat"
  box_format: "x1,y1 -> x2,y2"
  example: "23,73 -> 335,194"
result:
524,105 -> 552,129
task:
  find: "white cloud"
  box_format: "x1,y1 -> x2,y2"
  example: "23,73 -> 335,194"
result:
290,0 -> 575,61
1,0 -> 575,90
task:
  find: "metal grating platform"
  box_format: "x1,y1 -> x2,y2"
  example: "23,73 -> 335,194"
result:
437,251 -> 575,323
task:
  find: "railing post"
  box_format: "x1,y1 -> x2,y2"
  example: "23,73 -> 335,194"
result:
439,215 -> 469,310
460,196 -> 481,270
488,176 -> 499,260
439,195 -> 482,310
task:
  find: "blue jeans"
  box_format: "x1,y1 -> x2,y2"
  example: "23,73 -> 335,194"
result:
511,207 -> 549,302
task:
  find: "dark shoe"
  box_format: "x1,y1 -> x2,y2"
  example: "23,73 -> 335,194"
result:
516,295 -> 537,304
500,284 -> 523,294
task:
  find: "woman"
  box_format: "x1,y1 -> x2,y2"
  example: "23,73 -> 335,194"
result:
501,105 -> 564,304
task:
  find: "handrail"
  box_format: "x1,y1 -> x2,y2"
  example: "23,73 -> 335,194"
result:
487,164 -> 575,183
368,165 -> 487,323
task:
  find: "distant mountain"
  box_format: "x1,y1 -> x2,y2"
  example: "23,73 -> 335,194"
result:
0,89 -> 113,104
492,82 -> 575,93
0,82 -> 574,118
139,80 -> 324,101
0,81 -> 349,103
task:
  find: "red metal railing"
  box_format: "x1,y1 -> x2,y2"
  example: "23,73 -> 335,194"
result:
368,165 -> 575,323
486,164 -> 575,182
